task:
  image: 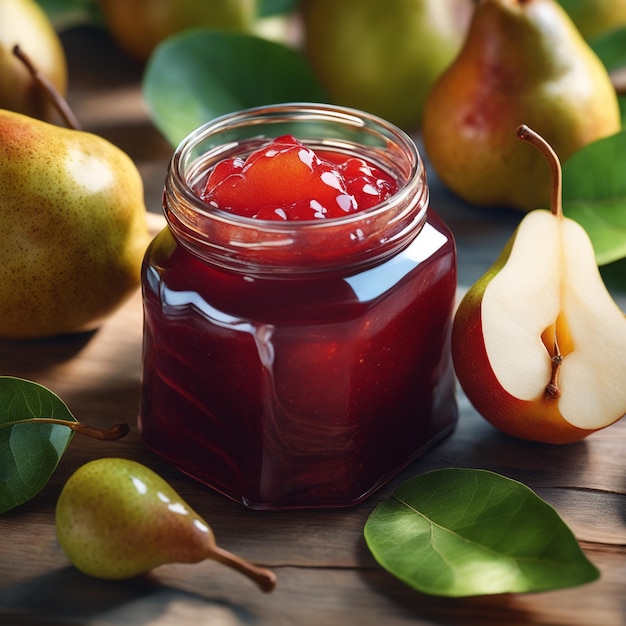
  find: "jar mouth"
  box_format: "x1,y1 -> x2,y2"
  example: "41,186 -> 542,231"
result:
164,103 -> 429,275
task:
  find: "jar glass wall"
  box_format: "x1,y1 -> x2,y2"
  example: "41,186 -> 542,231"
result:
139,103 -> 458,509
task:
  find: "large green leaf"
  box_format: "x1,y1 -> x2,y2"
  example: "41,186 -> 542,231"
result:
143,29 -> 327,147
0,377 -> 75,513
364,469 -> 599,597
562,130 -> 626,267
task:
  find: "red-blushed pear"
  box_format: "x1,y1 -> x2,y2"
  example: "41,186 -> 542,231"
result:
452,125 -> 626,444
422,0 -> 621,211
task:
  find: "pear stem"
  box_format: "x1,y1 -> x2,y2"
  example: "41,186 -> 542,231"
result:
208,545 -> 277,593
517,124 -> 566,398
546,335 -> 563,399
12,45 -> 82,131
0,417 -> 129,440
516,124 -> 562,219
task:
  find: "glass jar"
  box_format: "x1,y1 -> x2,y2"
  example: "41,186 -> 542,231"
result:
139,103 -> 457,509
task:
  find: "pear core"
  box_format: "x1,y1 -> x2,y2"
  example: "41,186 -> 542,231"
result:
481,210 -> 626,430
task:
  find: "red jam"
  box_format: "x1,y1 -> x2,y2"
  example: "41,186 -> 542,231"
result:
139,105 -> 457,509
199,135 -> 397,220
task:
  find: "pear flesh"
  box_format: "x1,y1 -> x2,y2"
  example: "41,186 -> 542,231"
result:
452,125 -> 626,444
480,210 -> 626,431
56,458 -> 276,592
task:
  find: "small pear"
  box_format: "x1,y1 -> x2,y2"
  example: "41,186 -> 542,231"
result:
56,458 -> 276,591
0,0 -> 67,121
423,0 -> 621,211
452,125 -> 626,443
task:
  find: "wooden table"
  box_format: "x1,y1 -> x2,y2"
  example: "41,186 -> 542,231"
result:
1,26 -> 625,626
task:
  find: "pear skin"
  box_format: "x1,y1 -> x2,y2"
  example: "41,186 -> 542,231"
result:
301,0 -> 472,130
97,0 -> 258,61
56,458 -> 276,591
0,110 -> 151,338
423,0 -> 621,211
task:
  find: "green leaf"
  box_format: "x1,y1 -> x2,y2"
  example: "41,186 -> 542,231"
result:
364,469 -> 599,597
0,377 -> 76,514
562,131 -> 626,266
258,0 -> 299,17
588,27 -> 626,126
143,29 -> 328,147
35,0 -> 101,30
600,255 -> 626,293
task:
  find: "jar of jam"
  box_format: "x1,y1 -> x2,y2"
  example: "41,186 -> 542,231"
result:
139,103 -> 457,509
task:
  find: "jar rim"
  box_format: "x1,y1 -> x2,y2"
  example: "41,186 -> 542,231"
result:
164,103 -> 429,274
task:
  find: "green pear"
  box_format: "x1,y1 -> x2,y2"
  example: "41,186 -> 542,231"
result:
557,0 -> 626,39
56,458 -> 276,591
422,0 -> 621,211
301,0 -> 472,130
0,109 -> 151,339
97,0 -> 258,61
0,0 -> 67,121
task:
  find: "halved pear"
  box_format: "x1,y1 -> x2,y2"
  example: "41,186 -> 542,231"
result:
452,126 -> 626,443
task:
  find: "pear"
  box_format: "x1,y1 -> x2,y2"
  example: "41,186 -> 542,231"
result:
0,0 -> 67,121
301,0 -> 472,130
422,0 -> 621,211
452,125 -> 626,444
97,0 -> 258,61
0,109 -> 151,338
56,458 -> 276,592
557,0 -> 626,39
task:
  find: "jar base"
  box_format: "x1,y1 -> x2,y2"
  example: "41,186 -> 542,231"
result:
140,411 -> 457,510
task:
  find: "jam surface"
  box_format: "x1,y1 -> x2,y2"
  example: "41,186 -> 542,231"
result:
199,135 -> 397,220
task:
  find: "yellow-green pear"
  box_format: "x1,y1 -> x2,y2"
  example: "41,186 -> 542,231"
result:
557,0 -> 626,39
56,458 -> 276,591
301,0 -> 473,130
97,0 -> 258,61
0,0 -> 67,121
452,126 -> 626,443
0,110 -> 151,339
423,0 -> 621,211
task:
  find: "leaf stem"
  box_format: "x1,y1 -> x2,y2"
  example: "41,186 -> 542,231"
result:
0,417 -> 129,440
12,45 -> 82,130
516,124 -> 562,219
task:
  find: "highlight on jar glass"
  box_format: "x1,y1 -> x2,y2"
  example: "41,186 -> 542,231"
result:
139,103 -> 458,510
